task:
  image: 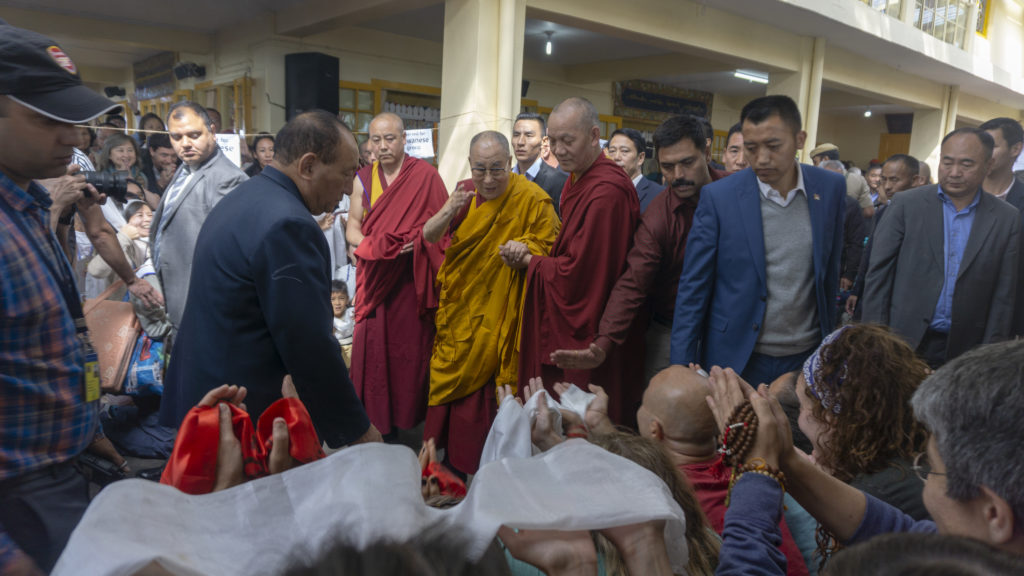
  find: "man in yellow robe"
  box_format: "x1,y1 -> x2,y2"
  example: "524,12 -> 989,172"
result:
421,130 -> 560,475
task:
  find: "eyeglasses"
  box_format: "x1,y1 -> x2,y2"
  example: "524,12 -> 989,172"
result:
912,451 -> 947,482
470,167 -> 508,177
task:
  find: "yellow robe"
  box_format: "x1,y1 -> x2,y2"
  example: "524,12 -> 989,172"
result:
428,174 -> 560,405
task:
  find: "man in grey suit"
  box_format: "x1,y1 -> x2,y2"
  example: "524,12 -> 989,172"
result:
979,117 -> 1024,337
150,101 -> 247,330
512,112 -> 568,214
864,127 -> 1021,367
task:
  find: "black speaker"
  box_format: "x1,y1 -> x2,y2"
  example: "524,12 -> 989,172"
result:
521,80 -> 530,98
285,52 -> 339,120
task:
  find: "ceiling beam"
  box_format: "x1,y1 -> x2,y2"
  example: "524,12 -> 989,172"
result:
0,6 -> 212,54
564,53 -> 730,85
275,0 -> 441,37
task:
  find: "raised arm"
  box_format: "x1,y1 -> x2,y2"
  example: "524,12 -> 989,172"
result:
78,201 -> 163,308
422,183 -> 472,244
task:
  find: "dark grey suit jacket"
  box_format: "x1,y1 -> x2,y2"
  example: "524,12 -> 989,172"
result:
532,161 -> 568,215
1002,178 -> 1024,336
635,176 -> 662,213
863,185 -> 1021,359
150,148 -> 247,327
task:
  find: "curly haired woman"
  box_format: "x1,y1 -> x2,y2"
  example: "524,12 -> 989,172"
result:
796,324 -> 929,521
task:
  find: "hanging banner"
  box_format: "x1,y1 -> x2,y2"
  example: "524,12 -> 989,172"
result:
215,134 -> 242,167
613,80 -> 713,123
404,129 -> 435,159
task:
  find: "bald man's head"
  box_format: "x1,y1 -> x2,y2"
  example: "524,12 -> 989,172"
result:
547,97 -> 602,176
551,97 -> 600,131
637,366 -> 718,459
369,112 -> 406,169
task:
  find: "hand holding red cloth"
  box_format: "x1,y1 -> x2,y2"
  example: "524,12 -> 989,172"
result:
161,386 -> 325,495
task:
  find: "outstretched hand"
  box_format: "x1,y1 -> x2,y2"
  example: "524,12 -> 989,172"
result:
127,278 -> 164,309
496,384 -> 522,407
705,367 -> 793,469
526,378 -> 564,452
704,366 -> 751,434
267,376 -> 302,475
499,526 -> 598,576
550,342 -> 606,370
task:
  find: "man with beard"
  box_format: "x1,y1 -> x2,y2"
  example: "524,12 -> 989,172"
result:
551,115 -> 727,388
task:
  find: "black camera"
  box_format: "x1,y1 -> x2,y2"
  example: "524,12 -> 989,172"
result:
82,171 -> 131,204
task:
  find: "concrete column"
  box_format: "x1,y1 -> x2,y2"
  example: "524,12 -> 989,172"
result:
768,36 -> 824,163
436,0 -> 525,188
900,0 -> 916,26
963,0 -> 980,52
909,84 -> 960,175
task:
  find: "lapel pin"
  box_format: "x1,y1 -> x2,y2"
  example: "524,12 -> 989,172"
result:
813,193 -> 820,200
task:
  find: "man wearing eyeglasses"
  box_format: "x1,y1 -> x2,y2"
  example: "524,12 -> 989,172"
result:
346,112 -> 448,441
420,131 -> 559,475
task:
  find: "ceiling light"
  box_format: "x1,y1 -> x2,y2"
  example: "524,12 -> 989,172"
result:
734,69 -> 769,84
864,107 -> 873,118
545,31 -> 553,56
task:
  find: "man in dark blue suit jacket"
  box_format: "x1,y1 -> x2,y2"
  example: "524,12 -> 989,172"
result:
160,110 -> 379,447
671,96 -> 846,386
608,127 -> 662,212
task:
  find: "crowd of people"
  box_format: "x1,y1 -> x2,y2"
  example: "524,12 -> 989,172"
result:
3,17 -> 1024,576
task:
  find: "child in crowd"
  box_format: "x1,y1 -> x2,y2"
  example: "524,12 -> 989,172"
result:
332,280 -> 355,368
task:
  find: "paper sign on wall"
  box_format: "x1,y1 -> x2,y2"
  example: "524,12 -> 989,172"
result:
216,134 -> 242,167
404,129 -> 435,159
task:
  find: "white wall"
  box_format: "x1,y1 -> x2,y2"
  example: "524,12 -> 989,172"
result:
815,112 -> 890,168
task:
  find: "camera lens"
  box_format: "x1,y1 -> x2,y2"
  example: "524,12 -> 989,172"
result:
82,171 -> 130,204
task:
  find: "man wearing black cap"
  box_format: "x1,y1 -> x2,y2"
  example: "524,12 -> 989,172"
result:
0,20 -> 123,574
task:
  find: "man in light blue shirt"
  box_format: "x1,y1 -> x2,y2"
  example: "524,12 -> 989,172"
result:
930,187 -> 980,332
864,128 -> 1021,367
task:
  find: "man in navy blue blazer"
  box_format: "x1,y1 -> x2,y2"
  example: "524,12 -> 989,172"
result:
160,110 -> 380,448
670,95 -> 846,386
608,127 -> 662,212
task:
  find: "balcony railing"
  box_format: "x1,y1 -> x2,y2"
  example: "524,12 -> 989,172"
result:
912,0 -> 971,48
859,0 -> 903,18
860,0 -> 979,49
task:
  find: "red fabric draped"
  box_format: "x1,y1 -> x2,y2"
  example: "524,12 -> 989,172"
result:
351,157 -> 448,434
160,398 -> 325,495
353,157 -> 447,322
681,457 -> 810,576
517,155 -> 643,425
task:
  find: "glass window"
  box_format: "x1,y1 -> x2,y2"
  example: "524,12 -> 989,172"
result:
358,91 -> 374,111
912,0 -> 971,48
340,89 -> 355,110
339,84 -> 378,137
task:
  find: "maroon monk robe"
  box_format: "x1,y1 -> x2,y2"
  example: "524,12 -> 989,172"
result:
517,154 -> 642,425
351,157 -> 447,434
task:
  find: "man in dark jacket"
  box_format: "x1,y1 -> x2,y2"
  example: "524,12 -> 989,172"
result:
160,110 -> 380,448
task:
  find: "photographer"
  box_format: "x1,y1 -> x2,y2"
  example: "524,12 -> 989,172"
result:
0,20 -> 144,575
42,164 -> 163,308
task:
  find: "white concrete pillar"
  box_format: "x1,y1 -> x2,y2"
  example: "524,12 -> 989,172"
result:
963,0 -> 980,52
910,84 -> 960,175
767,36 -> 824,163
900,0 -> 916,26
437,0 -> 525,188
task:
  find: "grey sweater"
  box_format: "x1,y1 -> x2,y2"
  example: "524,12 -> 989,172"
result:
755,192 -> 820,356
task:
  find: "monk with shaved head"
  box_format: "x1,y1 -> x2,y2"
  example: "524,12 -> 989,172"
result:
420,131 -> 560,475
346,112 -> 448,440
636,366 -> 811,575
516,97 -> 643,425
